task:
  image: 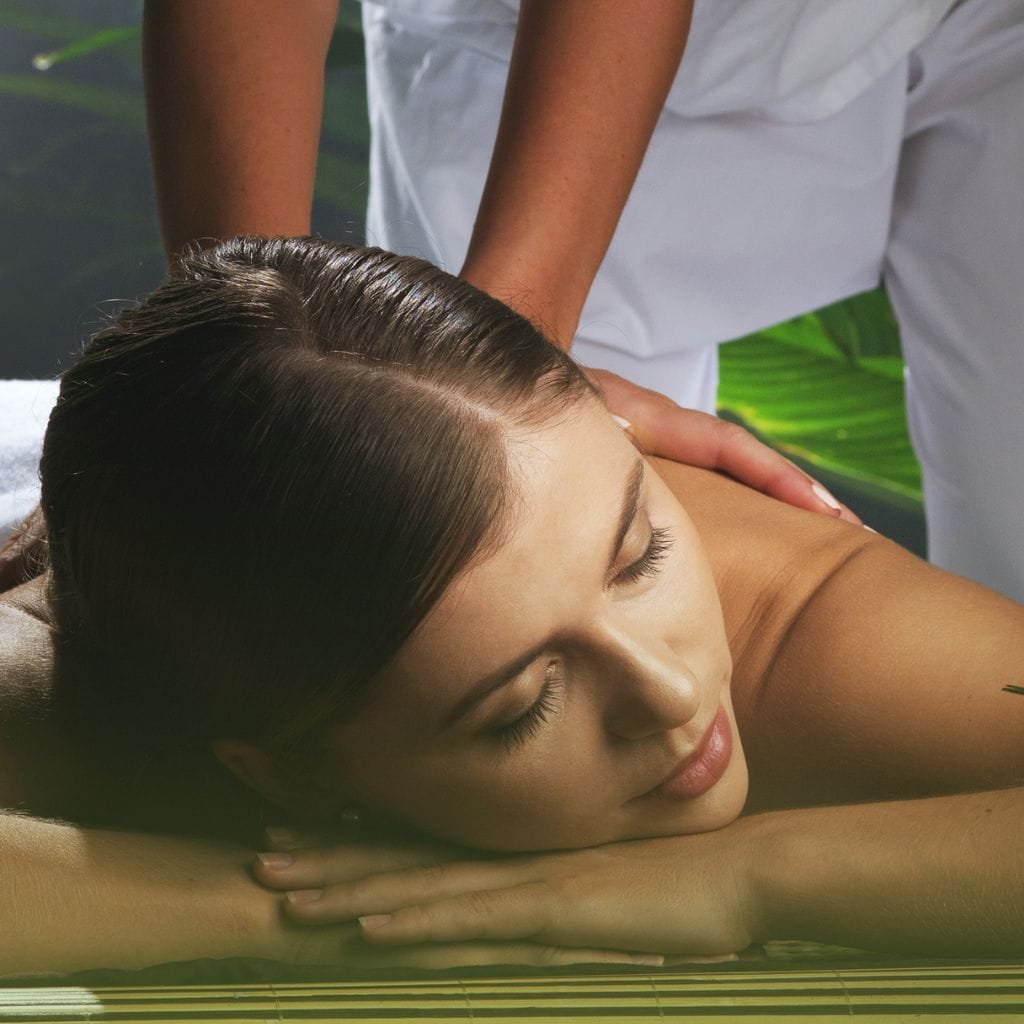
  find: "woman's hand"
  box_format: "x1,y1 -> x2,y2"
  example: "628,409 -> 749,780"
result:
256,830 -> 673,969
586,367 -> 862,526
254,824 -> 767,962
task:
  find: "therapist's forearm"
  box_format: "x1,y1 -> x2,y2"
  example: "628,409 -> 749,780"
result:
143,0 -> 339,259
749,786 -> 1024,956
460,0 -> 694,350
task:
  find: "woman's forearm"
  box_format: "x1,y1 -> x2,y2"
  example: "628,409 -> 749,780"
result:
749,786 -> 1024,957
258,786 -> 1024,960
460,1 -> 694,349
143,0 -> 339,259
0,812 -> 287,976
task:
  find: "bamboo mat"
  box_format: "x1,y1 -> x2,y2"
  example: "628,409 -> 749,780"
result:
3,945 -> 1024,1022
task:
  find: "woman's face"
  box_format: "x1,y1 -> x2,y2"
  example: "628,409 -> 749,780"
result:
315,399 -> 748,850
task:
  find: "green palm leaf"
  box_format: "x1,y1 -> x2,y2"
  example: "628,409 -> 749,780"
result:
718,290 -> 922,503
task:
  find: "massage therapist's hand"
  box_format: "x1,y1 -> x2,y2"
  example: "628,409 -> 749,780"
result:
586,367 -> 861,526
255,824 -> 766,962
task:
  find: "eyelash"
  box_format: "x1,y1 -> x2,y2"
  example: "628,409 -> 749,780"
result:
614,524 -> 675,585
497,662 -> 565,750
494,525 -> 676,749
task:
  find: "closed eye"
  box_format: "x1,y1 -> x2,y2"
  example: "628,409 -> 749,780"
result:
493,661 -> 565,750
491,526 -> 676,751
615,525 -> 675,585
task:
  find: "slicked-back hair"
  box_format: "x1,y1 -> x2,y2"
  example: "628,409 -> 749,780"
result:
40,237 -> 597,757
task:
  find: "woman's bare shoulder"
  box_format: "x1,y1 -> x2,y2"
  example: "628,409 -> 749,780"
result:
649,458 -> 1024,810
648,457 -> 870,697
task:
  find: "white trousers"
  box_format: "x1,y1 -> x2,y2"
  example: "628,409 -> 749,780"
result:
364,0 -> 1024,601
884,0 -> 1024,602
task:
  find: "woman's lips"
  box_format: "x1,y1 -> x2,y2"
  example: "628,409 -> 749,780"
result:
653,704 -> 732,800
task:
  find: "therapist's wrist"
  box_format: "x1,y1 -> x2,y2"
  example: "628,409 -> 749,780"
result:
459,258 -> 583,353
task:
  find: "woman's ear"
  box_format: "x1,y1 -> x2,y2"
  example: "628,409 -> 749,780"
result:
211,738 -> 342,821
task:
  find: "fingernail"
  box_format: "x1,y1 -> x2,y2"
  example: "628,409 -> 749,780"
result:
359,913 -> 392,930
811,482 -> 842,514
610,414 -> 631,431
256,851 -> 293,869
285,889 -> 322,904
864,524 -> 878,533
629,954 -> 665,966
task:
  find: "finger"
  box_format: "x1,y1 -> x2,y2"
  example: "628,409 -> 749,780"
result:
280,860 -> 541,924
354,882 -> 554,945
640,408 -> 863,525
587,366 -> 862,525
344,941 -> 663,971
254,841 -> 463,890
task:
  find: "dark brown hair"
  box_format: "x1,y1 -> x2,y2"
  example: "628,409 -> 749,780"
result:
40,237 -> 597,758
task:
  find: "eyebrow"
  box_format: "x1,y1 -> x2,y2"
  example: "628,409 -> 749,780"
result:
441,457 -> 646,729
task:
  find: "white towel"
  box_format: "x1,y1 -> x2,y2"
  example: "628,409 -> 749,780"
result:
0,379 -> 61,546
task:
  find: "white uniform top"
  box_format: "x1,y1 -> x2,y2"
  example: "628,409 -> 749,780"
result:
362,0 -> 959,120
360,0 -> 960,409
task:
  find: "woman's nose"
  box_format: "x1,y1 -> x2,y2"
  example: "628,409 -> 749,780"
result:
597,622 -> 702,740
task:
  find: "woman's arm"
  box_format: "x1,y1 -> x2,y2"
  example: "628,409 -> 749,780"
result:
1,812 -> 654,976
0,812 -> 285,976
256,783 -> 1024,958
0,598 -> 283,975
752,784 -> 1024,957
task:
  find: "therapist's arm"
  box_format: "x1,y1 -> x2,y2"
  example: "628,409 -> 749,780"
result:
462,2 -> 859,522
143,0 -> 339,258
459,1 -> 694,350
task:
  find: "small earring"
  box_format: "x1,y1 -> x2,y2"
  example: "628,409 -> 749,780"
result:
338,805 -> 363,826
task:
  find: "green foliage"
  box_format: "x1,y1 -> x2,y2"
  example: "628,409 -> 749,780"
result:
718,289 -> 922,505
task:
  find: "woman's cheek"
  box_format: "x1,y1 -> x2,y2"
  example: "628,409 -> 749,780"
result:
413,743 -> 610,850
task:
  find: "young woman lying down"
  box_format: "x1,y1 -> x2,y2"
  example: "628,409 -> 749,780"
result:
0,238 -> 1021,976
